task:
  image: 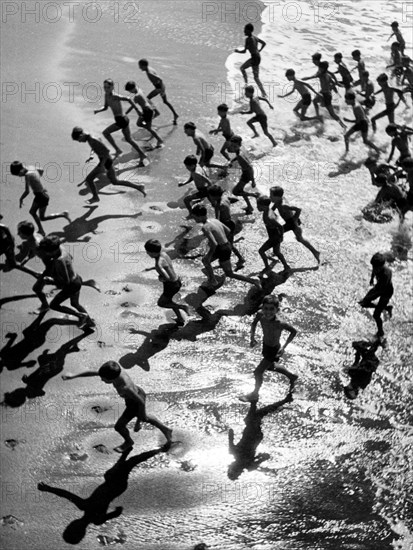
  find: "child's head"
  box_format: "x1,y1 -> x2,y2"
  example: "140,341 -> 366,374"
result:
244,23 -> 254,35
256,195 -> 271,211
138,58 -> 148,70
391,21 -> 399,29
207,184 -> 224,205
312,52 -> 322,65
191,204 -> 207,222
144,238 -> 162,258
345,91 -> 356,104
285,69 -> 295,81
269,186 -> 284,204
125,80 -> 137,93
262,294 -> 280,317
71,126 -> 87,142
351,49 -> 361,60
333,52 -> 343,62
17,220 -> 35,239
98,361 -> 121,382
183,154 -> 198,171
228,135 -> 242,153
402,56 -> 411,66
10,161 -> 24,176
370,252 -> 386,269
103,78 -> 114,92
374,173 -> 388,188
391,41 -> 401,51
217,103 -> 228,116
364,156 -> 377,169
401,156 -> 413,172
184,122 -> 196,135
377,73 -> 388,85
38,235 -> 62,258
385,123 -> 398,136
244,85 -> 255,97
319,60 -> 329,72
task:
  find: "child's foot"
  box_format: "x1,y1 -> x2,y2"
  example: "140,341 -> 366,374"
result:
314,251 -> 321,264
239,392 -> 258,403
155,141 -> 164,149
114,441 -> 134,454
37,482 -> 48,491
289,374 -> 298,390
173,317 -> 185,327
114,149 -> 122,157
63,211 -> 72,223
78,315 -> 96,330
386,305 -> 393,319
87,196 -> 100,204
37,304 -> 50,314
133,420 -> 142,432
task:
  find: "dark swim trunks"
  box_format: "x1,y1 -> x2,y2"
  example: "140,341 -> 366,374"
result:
142,107 -> 154,126
302,93 -> 312,106
201,146 -> 214,165
115,115 -> 130,129
250,113 -> 268,131
104,157 -> 113,170
283,218 -> 301,233
361,96 -> 376,109
33,189 -> 50,208
262,343 -> 281,362
212,242 -> 232,263
161,278 -> 182,300
354,119 -> 369,133
322,92 -> 332,107
251,53 -> 261,66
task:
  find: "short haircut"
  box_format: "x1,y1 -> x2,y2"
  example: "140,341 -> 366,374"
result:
285,69 -> 295,77
139,58 -> 148,67
184,121 -> 196,130
370,252 -> 386,267
191,204 -> 207,217
256,195 -> 271,206
99,361 -> 121,380
377,73 -> 388,82
183,155 -> 197,166
334,52 -> 342,59
71,126 -> 83,140
352,49 -> 361,57
319,61 -> 329,70
10,161 -> 23,176
38,235 -> 61,254
17,220 -> 35,236
391,21 -> 398,27
207,184 -> 224,197
245,85 -> 255,94
262,294 -> 280,308
312,52 -> 322,60
385,123 -> 398,134
217,103 -> 228,111
144,239 -> 162,253
104,78 -> 114,86
230,134 -> 242,144
125,80 -> 136,92
375,174 -> 388,186
244,23 -> 254,32
270,186 -> 284,198
345,92 -> 356,101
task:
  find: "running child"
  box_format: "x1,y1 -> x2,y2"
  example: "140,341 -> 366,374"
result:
388,21 -> 405,54
94,79 -> 148,165
278,69 -> 321,121
178,155 -> 212,214
62,360 -> 173,452
124,81 -> 164,149
257,195 -> 290,272
371,73 -> 405,132
138,59 -> 179,124
401,56 -> 413,104
387,42 -> 404,83
343,92 -> 381,155
234,23 -> 267,97
71,127 -> 146,201
191,203 -> 260,289
356,71 -> 376,110
227,135 -> 257,214
311,62 -> 347,129
241,85 -> 277,146
351,49 -> 366,85
0,218 -> 16,271
333,52 -> 354,90
209,104 -> 234,161
144,239 -> 189,326
385,123 -> 413,164
11,162 -> 70,236
207,184 -> 245,269
240,294 -> 298,402
270,186 -> 320,264
183,122 -> 217,168
359,252 -> 393,342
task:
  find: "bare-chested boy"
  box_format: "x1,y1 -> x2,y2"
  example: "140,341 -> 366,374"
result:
240,294 -> 298,402
278,69 -> 321,121
235,23 -> 267,97
138,59 -> 179,124
356,71 -> 376,110
343,92 -> 380,154
333,53 -> 354,90
62,360 -> 173,452
388,21 -> 405,54
124,81 -> 163,149
71,127 -> 146,201
209,103 -> 234,161
351,50 -> 366,86
144,239 -> 189,326
386,123 -> 413,164
371,73 -> 405,132
401,56 -> 413,104
184,122 -> 217,168
227,135 -> 258,214
256,195 -> 290,272
94,79 -> 148,165
11,161 -> 70,236
191,203 -> 260,289
310,62 -> 346,129
178,155 -> 211,214
241,85 -> 277,146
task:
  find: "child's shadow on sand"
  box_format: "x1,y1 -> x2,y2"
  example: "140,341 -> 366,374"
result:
37,447 -> 162,544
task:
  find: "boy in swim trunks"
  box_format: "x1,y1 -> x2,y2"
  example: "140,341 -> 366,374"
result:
351,50 -> 366,86
359,252 -> 394,342
269,186 -> 320,265
356,71 -> 376,111
278,69 -> 321,121
235,23 -> 267,97
240,294 -> 298,402
138,59 -> 179,124
371,73 -> 405,132
209,103 -> 234,161
191,203 -> 260,289
124,81 -> 164,149
257,195 -> 290,272
241,85 -> 277,146
11,161 -> 71,236
144,239 -> 189,326
178,155 -> 212,214
388,21 -> 405,54
71,127 -> 146,201
311,62 -> 347,129
385,123 -> 413,164
343,92 -> 380,154
94,79 -> 148,166
62,360 -> 173,453
227,135 -> 258,214
183,122 -> 217,168
333,53 -> 354,90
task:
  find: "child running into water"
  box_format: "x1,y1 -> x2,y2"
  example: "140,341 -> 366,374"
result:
351,50 -> 366,85
356,71 -> 376,110
385,123 -> 413,164
209,104 -> 234,161
240,294 -> 298,402
371,73 -> 405,132
311,62 -> 347,129
333,53 -> 354,90
71,127 -> 146,201
257,195 -> 290,272
183,122 -> 218,169
388,21 -> 405,54
11,162 -> 70,236
343,92 -> 381,155
138,59 -> 179,124
278,69 -> 321,121
241,85 -> 277,146
401,56 -> 413,104
62,360 -> 173,453
178,155 -> 212,214
270,187 -> 320,264
234,23 -> 267,97
191,203 -> 260,289
144,239 -> 189,326
124,81 -> 164,149
94,79 -> 148,166
227,135 -> 258,214
359,252 -> 393,343
34,235 -> 95,328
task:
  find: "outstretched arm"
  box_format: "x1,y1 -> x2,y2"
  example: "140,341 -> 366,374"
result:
62,370 -> 100,380
278,322 -> 297,357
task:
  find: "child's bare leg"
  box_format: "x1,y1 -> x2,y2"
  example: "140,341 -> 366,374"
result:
107,166 -> 146,196
259,243 -> 271,270
29,205 -> 45,235
202,257 -> 218,286
274,365 -> 298,386
313,97 -> 321,117
240,59 -> 251,83
69,293 -> 88,316
222,262 -> 261,288
162,96 -> 179,122
362,133 -> 380,154
144,413 -> 173,444
242,194 -> 254,213
263,129 -> 277,147
294,227 -> 320,262
85,177 -> 99,200
247,119 -> 259,138
157,295 -> 189,324
39,207 -> 71,223
103,124 -> 122,155
232,244 -> 245,266
122,126 -> 147,162
49,291 -> 84,320
243,359 -> 268,401
253,66 -> 266,97
33,278 -> 49,309
327,106 -> 346,129
220,143 -> 231,161
114,411 -> 134,453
